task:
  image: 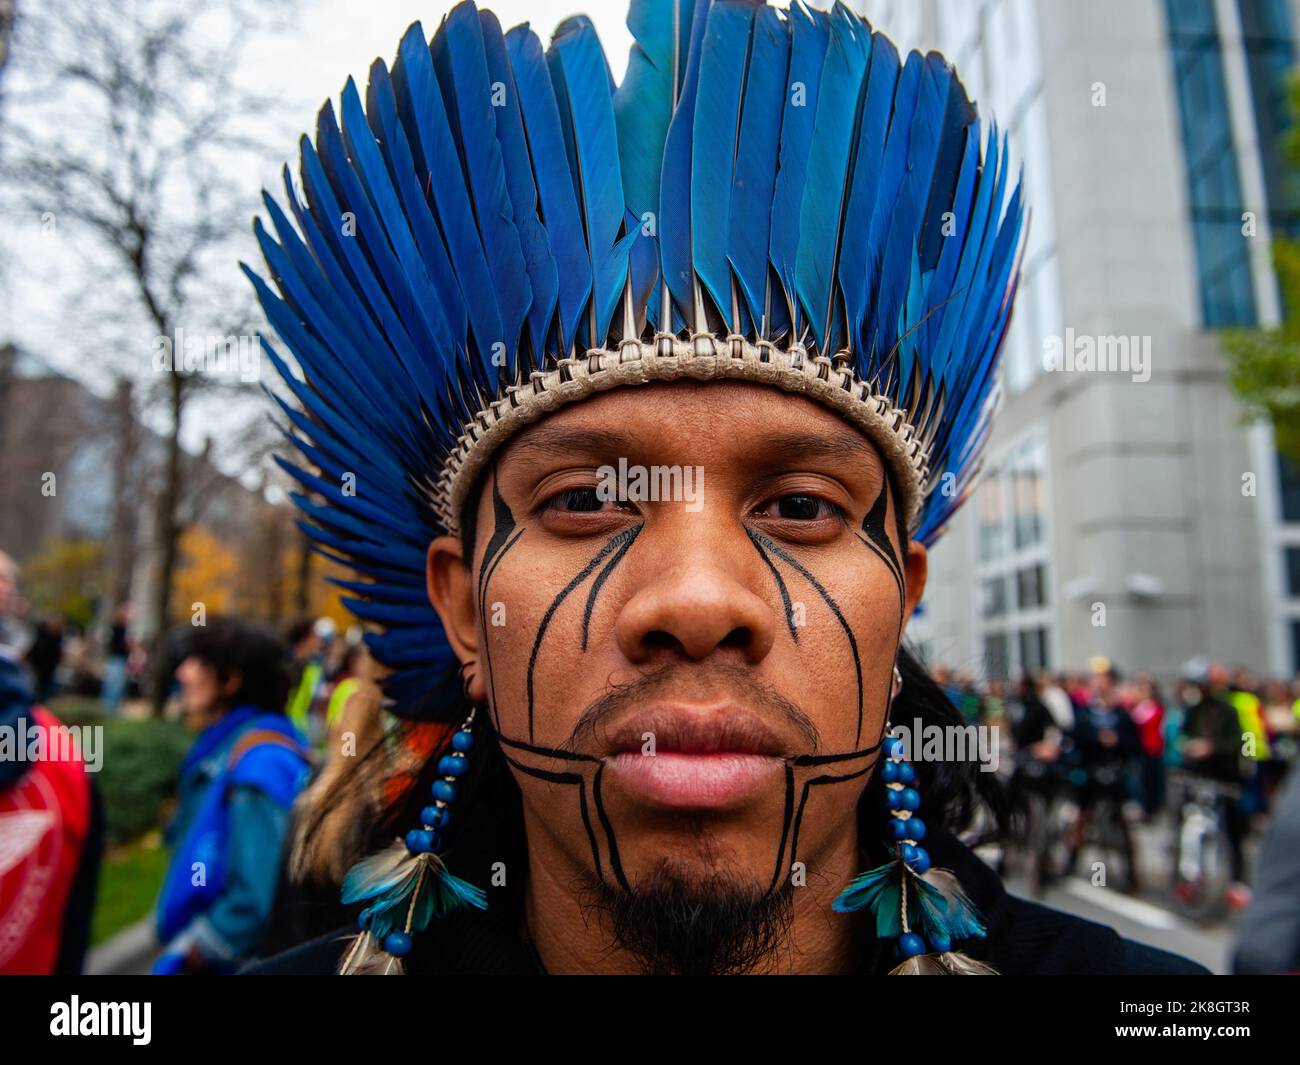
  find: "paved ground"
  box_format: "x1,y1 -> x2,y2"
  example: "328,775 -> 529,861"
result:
997,819 -> 1242,974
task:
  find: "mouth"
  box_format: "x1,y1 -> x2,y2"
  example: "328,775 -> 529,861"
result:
601,704 -> 789,810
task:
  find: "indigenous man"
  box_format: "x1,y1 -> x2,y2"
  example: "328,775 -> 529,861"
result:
249,0 -> 1203,975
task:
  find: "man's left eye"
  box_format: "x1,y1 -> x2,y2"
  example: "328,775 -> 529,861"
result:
757,494 -> 842,521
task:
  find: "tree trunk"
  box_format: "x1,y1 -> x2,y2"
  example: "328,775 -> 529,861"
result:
148,367 -> 185,715
294,522 -> 312,615
107,376 -> 139,609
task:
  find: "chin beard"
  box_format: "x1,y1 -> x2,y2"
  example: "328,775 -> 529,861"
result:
579,859 -> 795,975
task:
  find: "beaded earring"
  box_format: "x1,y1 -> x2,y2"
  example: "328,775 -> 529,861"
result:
337,667 -> 488,975
831,664 -> 996,975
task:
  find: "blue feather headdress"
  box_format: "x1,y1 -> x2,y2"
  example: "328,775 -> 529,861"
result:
248,0 -> 1025,710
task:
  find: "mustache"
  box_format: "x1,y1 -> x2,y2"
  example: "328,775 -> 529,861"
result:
560,662 -> 822,755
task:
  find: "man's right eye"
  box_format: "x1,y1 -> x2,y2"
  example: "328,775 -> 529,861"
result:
540,486 -> 611,513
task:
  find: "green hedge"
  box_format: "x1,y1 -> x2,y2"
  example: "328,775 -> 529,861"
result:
94,719 -> 191,846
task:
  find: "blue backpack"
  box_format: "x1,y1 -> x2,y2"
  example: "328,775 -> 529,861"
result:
156,718 -> 309,950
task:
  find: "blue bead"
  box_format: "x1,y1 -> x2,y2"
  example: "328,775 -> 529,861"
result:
384,931 -> 413,957
404,829 -> 433,854
881,761 -> 900,783
431,779 -> 457,803
911,847 -> 932,874
886,738 -> 905,760
451,730 -> 474,753
897,762 -> 916,784
901,843 -> 919,864
898,933 -> 926,958
438,754 -> 468,777
897,787 -> 920,811
929,932 -> 952,953
907,817 -> 926,841
421,806 -> 451,829
887,819 -> 910,842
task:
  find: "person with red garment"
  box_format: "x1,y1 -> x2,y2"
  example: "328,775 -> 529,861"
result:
0,549 -> 103,974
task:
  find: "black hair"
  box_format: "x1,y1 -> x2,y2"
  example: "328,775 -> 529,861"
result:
184,616 -> 292,715
285,616 -> 316,650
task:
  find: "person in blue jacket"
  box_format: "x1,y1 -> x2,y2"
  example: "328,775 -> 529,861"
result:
153,617 -> 310,974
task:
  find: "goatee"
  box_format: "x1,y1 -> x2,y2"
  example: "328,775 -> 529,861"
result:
580,859 -> 795,975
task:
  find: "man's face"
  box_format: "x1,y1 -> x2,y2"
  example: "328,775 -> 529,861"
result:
428,382 -> 926,937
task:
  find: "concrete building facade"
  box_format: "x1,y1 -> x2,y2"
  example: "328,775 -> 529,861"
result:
850,0 -> 1300,680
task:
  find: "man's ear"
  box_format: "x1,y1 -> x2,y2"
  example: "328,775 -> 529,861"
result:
901,540 -> 928,626
426,536 -> 488,703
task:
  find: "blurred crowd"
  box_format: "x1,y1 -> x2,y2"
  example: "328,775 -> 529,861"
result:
936,657 -> 1300,971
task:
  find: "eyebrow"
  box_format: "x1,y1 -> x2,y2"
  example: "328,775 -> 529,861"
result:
503,423 -> 885,471
753,431 -> 885,470
504,426 -> 631,463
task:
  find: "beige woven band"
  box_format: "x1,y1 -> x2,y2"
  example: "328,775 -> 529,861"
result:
431,334 -> 931,537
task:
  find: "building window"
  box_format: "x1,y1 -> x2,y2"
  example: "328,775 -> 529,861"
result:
1017,563 -> 1047,609
1166,0 -> 1258,326
1237,0 -> 1298,239
973,432 -> 1053,681
982,576 -> 1009,618
1286,546 -> 1300,597
984,632 -> 1011,681
1279,450 -> 1300,524
1018,626 -> 1050,674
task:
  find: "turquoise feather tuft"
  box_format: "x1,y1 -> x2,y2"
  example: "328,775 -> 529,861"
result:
342,841 -> 487,942
832,851 -> 986,945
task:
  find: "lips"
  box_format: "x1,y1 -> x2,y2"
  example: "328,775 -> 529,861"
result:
600,704 -> 789,810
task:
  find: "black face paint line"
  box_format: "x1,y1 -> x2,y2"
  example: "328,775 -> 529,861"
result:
744,528 -> 865,747
525,524 -> 644,742
749,534 -> 800,643
853,480 -> 907,733
477,476 -> 526,734
857,481 -> 903,592
580,524 -> 644,651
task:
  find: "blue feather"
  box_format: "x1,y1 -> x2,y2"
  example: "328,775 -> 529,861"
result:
658,0 -> 712,327
392,22 -> 504,380
768,2 -> 829,338
548,16 -> 633,346
481,10 -> 559,363
505,24 -> 593,353
727,5 -> 789,333
691,1 -> 756,326
366,60 -> 470,348
430,3 -> 532,364
615,0 -> 696,225
839,31 -> 899,356
794,1 -> 869,351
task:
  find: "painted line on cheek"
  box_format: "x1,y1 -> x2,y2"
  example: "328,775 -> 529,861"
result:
500,750 -> 606,886
480,527 -> 526,732
745,528 -> 865,748
785,759 -> 879,892
580,523 -> 644,651
747,533 -> 800,643
593,761 -> 630,892
859,482 -> 903,585
526,526 -> 643,742
765,762 -> 797,895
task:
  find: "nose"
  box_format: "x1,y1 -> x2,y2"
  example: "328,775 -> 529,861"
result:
614,529 -> 776,665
